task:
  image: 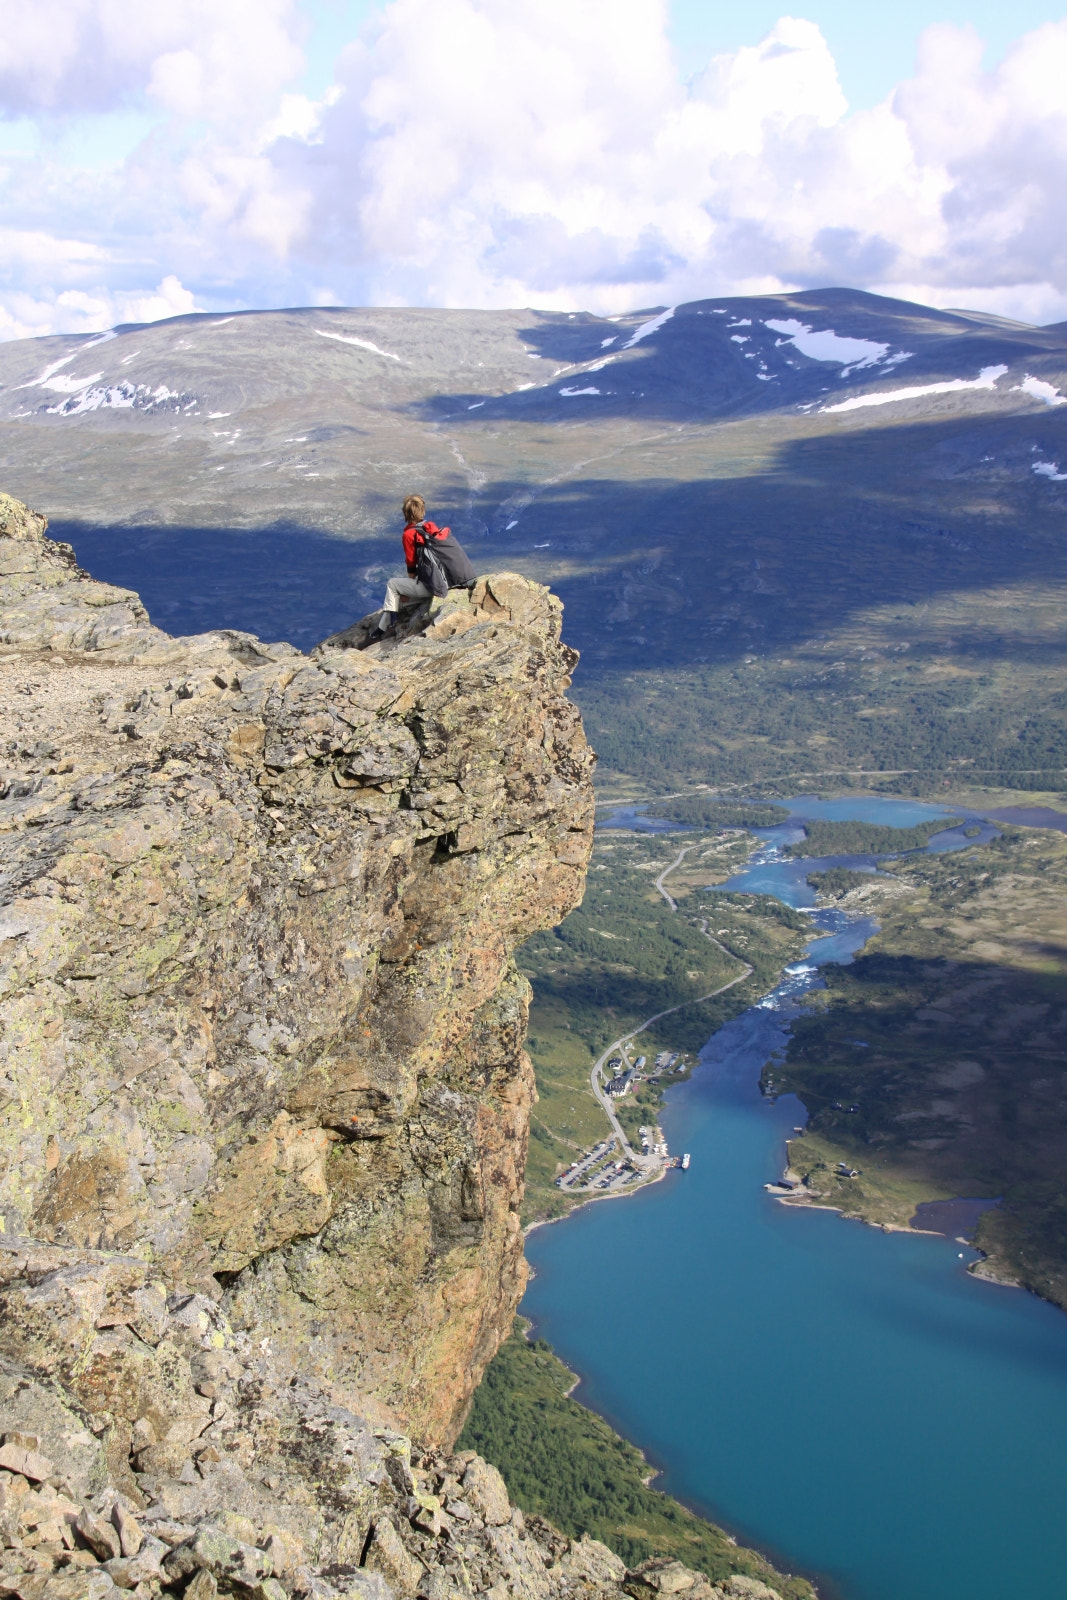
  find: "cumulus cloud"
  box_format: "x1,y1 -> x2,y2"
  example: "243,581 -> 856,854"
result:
269,0 -> 1067,319
0,271 -> 201,343
3,0 -> 1067,337
0,0 -> 303,120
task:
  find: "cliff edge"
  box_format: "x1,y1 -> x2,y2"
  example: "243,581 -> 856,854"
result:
0,486 -> 596,1435
0,494 -> 793,1600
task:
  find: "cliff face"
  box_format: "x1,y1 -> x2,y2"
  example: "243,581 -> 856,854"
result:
0,491 -> 593,1450
0,495 -> 797,1600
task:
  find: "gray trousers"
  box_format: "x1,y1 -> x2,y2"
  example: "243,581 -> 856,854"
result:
382,572 -> 433,613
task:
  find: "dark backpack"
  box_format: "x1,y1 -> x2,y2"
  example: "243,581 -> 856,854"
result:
414,524 -> 476,598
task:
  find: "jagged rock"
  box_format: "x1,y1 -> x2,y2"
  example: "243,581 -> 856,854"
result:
554,1537 -> 627,1589
0,497 -> 593,1449
109,1502 -> 141,1558
73,1509 -> 120,1563
627,1560 -> 701,1596
0,1368 -> 106,1506
261,1530 -> 301,1579
161,1522 -> 272,1586
0,1576 -> 119,1599
364,1519 -> 423,1595
624,1562 -> 785,1600
459,1461 -> 510,1528
348,1575 -> 396,1600
0,1449 -> 52,1486
0,498 -> 800,1600
184,1573 -> 219,1600
718,1582 -> 783,1600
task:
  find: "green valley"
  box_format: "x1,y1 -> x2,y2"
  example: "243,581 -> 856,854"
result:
518,822 -> 810,1221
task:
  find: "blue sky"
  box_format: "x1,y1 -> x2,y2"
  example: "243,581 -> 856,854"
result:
294,0 -> 1067,107
666,0 -> 1067,103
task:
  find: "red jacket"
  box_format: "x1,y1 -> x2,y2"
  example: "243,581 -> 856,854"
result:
403,519 -> 450,574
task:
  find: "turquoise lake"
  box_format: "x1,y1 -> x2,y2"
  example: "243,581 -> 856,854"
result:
523,798 -> 1067,1600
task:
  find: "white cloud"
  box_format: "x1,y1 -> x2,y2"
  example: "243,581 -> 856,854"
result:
118,275 -> 201,323
272,2 -> 1067,318
0,270 -> 201,341
0,0 -> 303,120
4,1 -> 1067,336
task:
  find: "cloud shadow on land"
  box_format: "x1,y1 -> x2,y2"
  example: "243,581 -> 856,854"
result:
479,411 -> 1067,678
50,519 -> 400,654
45,403 -> 1067,790
783,942 -> 1067,1310
48,402 -> 1067,682
459,411 -> 1067,788
411,291 -> 1067,430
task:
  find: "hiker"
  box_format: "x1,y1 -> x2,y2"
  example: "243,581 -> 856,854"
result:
375,495 -> 477,634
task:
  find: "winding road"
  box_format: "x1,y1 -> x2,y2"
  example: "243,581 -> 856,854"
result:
587,844 -> 753,1164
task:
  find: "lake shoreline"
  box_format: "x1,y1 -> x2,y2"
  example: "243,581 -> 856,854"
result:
523,1155 -> 674,1241
520,796 -> 1067,1600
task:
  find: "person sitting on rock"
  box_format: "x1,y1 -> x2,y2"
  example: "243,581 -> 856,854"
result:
375,495 -> 476,635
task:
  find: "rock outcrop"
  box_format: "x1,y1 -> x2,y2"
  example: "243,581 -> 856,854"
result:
0,490 -> 594,1441
0,496 -> 790,1600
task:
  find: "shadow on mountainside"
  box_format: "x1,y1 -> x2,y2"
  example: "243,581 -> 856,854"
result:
52,519 -> 399,653
470,413 -> 1067,667
411,289 -> 1067,428
782,942 -> 1067,1309
50,400 -> 1067,792
57,400 -> 1067,672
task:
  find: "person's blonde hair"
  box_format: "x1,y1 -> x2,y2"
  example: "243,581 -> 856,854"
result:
402,494 -> 426,525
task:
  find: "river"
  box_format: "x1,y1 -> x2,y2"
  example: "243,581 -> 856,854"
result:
522,797 -> 1067,1600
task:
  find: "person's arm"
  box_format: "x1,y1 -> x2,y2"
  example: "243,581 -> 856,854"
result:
402,524 -> 418,573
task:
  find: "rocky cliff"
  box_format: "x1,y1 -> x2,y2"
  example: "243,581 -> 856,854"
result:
0,494 -> 791,1600
0,486 -> 596,1437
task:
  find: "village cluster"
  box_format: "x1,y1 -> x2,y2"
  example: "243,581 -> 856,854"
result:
604,1050 -> 684,1097
555,1051 -> 691,1195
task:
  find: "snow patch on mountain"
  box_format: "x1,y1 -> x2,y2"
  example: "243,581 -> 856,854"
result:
1013,374 -> 1067,407
314,329 -> 403,361
622,308 -> 674,348
765,318 -> 911,375
38,369 -> 106,395
821,365 -> 1009,413
46,382 -> 190,416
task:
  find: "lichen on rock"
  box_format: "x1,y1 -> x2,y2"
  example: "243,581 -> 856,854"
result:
0,493 -> 593,1440
0,497 -> 792,1600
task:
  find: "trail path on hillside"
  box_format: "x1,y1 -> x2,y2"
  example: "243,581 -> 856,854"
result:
588,844 -> 752,1161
